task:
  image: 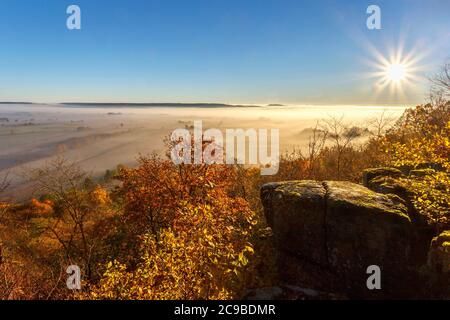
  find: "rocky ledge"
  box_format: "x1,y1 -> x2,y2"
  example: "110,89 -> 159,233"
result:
260,175 -> 449,299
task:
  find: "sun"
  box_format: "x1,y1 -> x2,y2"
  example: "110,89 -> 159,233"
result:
360,35 -> 434,102
363,43 -> 427,99
385,63 -> 407,82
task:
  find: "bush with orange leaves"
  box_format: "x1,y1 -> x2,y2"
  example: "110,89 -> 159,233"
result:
88,154 -> 258,299
30,198 -> 54,215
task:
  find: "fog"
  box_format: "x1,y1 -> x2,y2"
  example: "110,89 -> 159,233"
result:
0,103 -> 407,199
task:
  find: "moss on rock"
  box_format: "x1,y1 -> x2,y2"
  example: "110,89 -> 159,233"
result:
362,167 -> 403,187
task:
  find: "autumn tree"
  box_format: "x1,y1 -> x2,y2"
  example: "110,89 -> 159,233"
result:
26,158 -> 115,282
89,148 -> 259,299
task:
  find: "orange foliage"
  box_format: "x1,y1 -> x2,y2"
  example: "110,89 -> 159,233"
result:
30,198 -> 54,215
116,154 -> 239,237
88,153 -> 259,299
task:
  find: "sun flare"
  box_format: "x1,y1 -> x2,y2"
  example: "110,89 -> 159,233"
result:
385,63 -> 407,82
363,42 -> 429,101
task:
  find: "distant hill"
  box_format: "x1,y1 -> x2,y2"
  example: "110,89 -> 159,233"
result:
61,102 -> 261,108
0,102 -> 33,104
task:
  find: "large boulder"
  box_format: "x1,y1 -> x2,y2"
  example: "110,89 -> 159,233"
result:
362,167 -> 408,196
261,180 -> 412,298
362,167 -> 423,224
324,181 -> 412,296
261,181 -> 327,265
362,167 -> 403,188
363,167 -> 439,230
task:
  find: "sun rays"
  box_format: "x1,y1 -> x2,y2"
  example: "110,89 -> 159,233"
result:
357,34 -> 436,103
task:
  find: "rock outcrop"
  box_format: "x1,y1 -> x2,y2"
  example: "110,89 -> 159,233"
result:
429,231 -> 450,274
363,166 -> 440,269
261,180 -> 415,298
362,167 -> 403,189
260,166 -> 450,299
427,230 -> 450,296
262,181 -> 328,265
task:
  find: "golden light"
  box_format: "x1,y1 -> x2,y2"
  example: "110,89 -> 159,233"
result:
350,28 -> 440,103
374,54 -> 416,90
362,41 -> 430,101
385,63 -> 407,82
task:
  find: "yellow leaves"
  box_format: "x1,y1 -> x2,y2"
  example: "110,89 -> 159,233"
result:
398,171 -> 450,228
238,251 -> 248,266
383,103 -> 450,230
83,146 -> 259,300
90,185 -> 110,206
244,245 -> 254,254
89,200 -> 257,300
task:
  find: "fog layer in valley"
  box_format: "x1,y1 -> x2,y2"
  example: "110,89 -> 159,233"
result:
0,103 -> 407,200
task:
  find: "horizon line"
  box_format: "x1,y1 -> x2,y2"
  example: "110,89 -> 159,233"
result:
0,101 -> 417,108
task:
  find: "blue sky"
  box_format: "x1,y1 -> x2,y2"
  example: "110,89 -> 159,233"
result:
0,0 -> 449,105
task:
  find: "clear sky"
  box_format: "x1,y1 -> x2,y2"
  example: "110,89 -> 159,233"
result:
0,0 -> 449,105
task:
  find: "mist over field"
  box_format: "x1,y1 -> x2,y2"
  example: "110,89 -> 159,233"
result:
0,103 -> 406,200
